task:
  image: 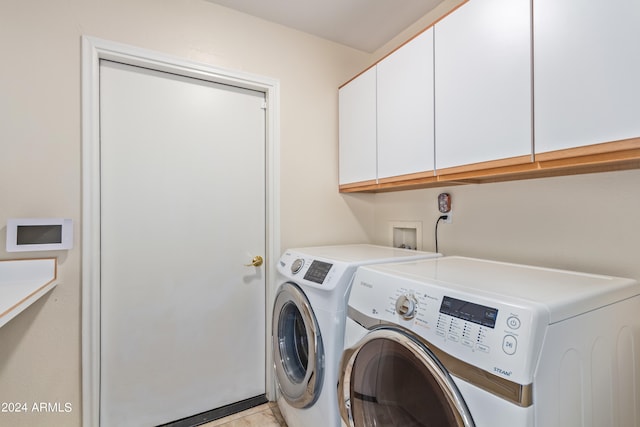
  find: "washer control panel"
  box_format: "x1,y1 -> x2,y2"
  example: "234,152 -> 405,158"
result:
348,268 -> 547,385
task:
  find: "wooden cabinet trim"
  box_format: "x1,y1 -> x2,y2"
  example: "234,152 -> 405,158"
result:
535,138 -> 640,162
378,170 -> 436,184
436,155 -> 533,177
339,179 -> 378,193
339,138 -> 640,193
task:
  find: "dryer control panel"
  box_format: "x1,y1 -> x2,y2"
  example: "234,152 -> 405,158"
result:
348,267 -> 548,386
277,250 -> 351,292
303,260 -> 333,284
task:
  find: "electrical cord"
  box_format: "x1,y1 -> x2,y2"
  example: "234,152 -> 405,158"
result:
435,215 -> 449,253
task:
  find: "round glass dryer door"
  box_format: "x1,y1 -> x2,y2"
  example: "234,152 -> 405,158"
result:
272,282 -> 324,408
339,328 -> 474,427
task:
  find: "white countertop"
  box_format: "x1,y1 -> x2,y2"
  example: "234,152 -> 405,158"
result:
0,258 -> 57,328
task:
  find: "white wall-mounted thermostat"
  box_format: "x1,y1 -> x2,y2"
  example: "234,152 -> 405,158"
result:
6,218 -> 73,252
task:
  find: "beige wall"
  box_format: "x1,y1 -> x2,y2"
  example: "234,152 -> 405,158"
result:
0,1 -> 374,426
371,169 -> 640,280
372,0 -> 466,62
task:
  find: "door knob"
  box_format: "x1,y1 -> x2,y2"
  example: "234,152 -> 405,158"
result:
245,255 -> 264,267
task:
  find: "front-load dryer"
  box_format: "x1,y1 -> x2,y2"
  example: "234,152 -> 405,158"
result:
339,256 -> 640,427
272,244 -> 441,427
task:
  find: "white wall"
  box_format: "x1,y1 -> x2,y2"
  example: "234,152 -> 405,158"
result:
372,169 -> 640,280
0,1 -> 375,426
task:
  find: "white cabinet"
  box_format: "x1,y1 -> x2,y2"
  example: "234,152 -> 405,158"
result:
339,30 -> 435,186
377,28 -> 435,180
338,0 -> 640,193
434,0 -> 532,171
534,0 -> 640,155
339,67 -> 377,186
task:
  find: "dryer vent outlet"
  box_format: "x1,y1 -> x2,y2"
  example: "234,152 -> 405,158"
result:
389,221 -> 422,250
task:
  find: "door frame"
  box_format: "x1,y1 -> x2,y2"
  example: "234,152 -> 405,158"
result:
81,36 -> 281,427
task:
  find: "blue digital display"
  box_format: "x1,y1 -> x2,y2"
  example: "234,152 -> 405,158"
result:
439,296 -> 498,328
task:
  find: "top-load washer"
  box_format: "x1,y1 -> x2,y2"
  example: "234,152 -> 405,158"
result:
272,244 -> 441,427
339,256 -> 640,427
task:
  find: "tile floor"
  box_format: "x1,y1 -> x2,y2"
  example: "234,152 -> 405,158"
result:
200,402 -> 287,427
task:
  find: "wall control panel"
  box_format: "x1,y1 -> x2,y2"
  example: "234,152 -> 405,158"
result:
6,218 -> 73,252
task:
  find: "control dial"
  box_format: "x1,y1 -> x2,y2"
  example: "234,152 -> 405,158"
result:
291,258 -> 304,274
395,294 -> 418,320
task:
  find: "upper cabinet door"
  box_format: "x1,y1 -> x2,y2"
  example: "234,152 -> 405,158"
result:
534,0 -> 640,155
377,29 -> 435,180
434,0 -> 532,172
339,67 -> 377,185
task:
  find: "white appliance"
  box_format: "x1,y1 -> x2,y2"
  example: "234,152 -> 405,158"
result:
339,256 -> 640,426
272,244 -> 441,427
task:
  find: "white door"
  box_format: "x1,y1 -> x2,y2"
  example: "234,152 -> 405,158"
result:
99,60 -> 266,426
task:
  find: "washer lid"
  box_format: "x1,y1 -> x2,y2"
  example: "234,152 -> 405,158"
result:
364,256 -> 640,324
277,244 -> 441,299
286,244 -> 440,264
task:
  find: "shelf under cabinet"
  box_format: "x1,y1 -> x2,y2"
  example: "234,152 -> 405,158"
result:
0,258 -> 57,328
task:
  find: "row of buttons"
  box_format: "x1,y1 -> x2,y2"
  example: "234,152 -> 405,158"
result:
435,314 -> 521,356
436,329 -> 492,353
504,316 -> 520,355
438,329 -> 518,355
